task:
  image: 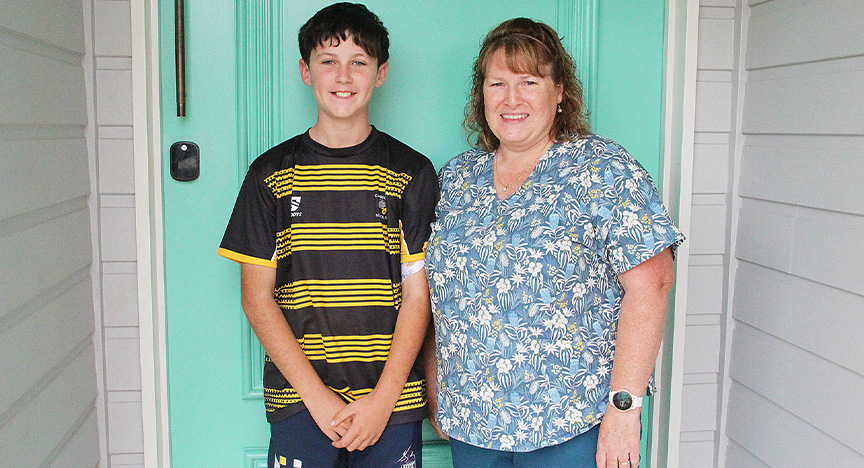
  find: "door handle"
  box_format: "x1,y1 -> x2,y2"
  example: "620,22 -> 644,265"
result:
175,0 -> 186,116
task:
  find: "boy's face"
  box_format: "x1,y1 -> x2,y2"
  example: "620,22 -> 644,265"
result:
299,35 -> 388,126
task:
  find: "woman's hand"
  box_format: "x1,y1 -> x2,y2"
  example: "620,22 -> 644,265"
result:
596,408 -> 642,468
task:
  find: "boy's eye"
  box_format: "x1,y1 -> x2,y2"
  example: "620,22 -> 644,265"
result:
524,80 -> 538,85
353,60 -> 368,66
321,59 -> 335,65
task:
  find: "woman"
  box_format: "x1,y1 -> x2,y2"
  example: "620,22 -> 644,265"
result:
425,18 -> 685,468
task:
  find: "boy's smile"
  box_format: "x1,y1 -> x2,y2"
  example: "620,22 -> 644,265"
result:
299,35 -> 388,128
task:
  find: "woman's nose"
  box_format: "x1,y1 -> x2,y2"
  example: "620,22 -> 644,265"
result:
505,86 -> 521,105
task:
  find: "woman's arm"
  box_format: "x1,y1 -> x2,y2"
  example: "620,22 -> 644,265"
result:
596,247 -> 674,468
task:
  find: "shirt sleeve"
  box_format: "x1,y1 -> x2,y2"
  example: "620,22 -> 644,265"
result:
594,141 -> 685,275
399,160 -> 440,263
218,163 -> 278,268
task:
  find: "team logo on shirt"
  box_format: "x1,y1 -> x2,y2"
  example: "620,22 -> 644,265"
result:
375,194 -> 387,220
291,196 -> 302,217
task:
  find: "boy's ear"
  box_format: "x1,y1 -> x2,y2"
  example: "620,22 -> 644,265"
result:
299,59 -> 312,86
375,61 -> 389,88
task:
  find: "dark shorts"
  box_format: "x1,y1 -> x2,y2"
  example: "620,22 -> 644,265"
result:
267,409 -> 422,468
449,424 -> 600,468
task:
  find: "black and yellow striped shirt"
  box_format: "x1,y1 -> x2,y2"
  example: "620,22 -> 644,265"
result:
219,128 -> 438,424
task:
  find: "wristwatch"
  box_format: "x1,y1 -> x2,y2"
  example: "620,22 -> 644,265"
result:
609,390 -> 643,412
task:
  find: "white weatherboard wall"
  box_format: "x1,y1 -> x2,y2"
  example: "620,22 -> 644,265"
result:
724,0 -> 864,465
0,0 -> 101,466
677,0 -> 736,466
91,0 -> 148,466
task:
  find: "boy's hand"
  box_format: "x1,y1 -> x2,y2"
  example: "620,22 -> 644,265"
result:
305,390 -> 352,442
329,390 -> 394,451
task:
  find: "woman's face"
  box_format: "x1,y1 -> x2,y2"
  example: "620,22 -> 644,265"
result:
483,49 -> 563,155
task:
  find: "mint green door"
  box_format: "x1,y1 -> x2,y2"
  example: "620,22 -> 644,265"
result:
159,1 -> 666,467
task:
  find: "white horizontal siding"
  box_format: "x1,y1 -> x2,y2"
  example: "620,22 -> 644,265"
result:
724,0 -> 864,465
0,210 -> 93,318
731,322 -> 864,451
680,441 -> 716,468
0,280 -> 94,414
0,138 -> 89,219
0,0 -> 85,55
726,379 -> 864,466
733,262 -> 864,376
725,441 -> 770,467
742,61 -> 864,135
746,0 -> 864,70
0,345 -> 98,467
0,45 -> 87,125
694,80 -> 733,133
679,3 -> 737,466
0,1 -> 101,466
49,412 -> 100,468
737,199 -> 864,296
739,135 -> 864,216
90,0 -> 143,462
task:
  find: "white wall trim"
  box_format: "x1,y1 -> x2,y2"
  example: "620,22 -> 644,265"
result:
652,0 -> 698,466
716,2 -> 749,466
83,0 -> 110,464
132,0 -> 170,466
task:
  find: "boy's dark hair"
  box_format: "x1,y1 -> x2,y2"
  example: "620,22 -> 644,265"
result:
298,2 -> 389,66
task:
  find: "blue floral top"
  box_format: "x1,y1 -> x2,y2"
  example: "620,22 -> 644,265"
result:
426,135 -> 685,451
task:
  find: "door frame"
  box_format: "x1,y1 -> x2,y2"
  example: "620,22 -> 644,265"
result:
129,1 -> 699,466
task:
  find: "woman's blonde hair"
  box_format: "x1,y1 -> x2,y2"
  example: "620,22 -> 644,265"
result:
465,18 -> 591,151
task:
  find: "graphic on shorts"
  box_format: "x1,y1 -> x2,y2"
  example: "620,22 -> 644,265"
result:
397,447 -> 416,468
273,454 -> 301,468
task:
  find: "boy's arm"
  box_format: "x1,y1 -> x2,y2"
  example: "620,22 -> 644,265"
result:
241,263 -> 351,441
330,268 -> 431,451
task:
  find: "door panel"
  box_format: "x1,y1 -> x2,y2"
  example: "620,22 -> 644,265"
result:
160,1 -> 665,466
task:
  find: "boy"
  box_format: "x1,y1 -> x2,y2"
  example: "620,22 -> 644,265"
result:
218,3 -> 438,467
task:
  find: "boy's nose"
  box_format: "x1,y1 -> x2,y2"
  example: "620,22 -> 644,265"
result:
336,65 -> 351,83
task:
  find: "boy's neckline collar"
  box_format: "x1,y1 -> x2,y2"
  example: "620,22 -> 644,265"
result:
302,126 -> 380,157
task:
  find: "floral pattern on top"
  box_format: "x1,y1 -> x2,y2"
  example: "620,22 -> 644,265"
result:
426,135 -> 685,452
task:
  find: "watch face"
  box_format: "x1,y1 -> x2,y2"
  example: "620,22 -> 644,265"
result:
613,391 -> 633,410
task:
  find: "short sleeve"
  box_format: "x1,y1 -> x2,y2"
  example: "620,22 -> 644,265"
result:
594,142 -> 685,275
399,161 -> 440,263
218,164 -> 278,268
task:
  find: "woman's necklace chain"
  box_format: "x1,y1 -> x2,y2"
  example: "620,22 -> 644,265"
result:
494,158 -> 531,193
494,147 -> 546,194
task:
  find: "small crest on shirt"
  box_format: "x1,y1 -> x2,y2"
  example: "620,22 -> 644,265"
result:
291,196 -> 302,217
375,194 -> 388,219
